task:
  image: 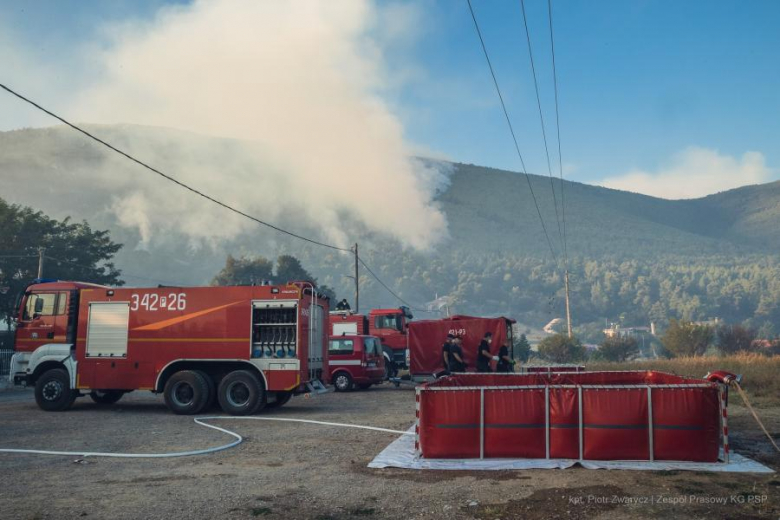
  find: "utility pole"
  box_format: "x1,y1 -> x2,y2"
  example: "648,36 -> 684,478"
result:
37,248 -> 45,279
353,243 -> 359,313
564,269 -> 573,338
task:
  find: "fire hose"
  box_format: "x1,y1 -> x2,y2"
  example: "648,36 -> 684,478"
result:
0,416 -> 412,459
706,371 -> 780,454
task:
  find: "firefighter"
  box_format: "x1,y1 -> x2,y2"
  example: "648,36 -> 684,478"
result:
335,298 -> 351,311
496,339 -> 516,373
476,332 -> 493,373
441,333 -> 455,375
448,335 -> 466,373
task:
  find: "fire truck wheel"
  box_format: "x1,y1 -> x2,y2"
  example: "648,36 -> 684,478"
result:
266,391 -> 293,409
217,370 -> 266,415
163,370 -> 211,415
194,370 -> 216,411
34,368 -> 77,412
333,372 -> 354,392
89,390 -> 125,405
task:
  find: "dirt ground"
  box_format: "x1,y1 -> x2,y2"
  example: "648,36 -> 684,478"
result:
0,384 -> 778,520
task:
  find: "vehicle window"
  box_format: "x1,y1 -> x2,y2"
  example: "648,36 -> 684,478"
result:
374,315 -> 402,331
25,293 -> 57,319
366,338 -> 381,356
56,292 -> 68,315
328,339 -> 354,355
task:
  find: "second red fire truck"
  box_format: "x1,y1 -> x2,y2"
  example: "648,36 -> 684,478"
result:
9,279 -> 329,415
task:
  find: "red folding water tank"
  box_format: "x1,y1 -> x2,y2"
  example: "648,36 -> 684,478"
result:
417,371 -> 724,463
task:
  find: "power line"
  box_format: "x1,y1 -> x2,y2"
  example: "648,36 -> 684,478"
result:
0,83 -> 350,254
465,0 -> 559,264
44,255 -> 188,287
547,0 -> 568,266
0,83 -> 422,308
519,0 -> 565,259
357,256 -> 413,309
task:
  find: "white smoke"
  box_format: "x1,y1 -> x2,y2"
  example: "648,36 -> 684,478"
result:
68,0 -> 448,249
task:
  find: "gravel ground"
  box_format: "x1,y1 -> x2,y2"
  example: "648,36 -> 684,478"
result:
0,384 -> 778,520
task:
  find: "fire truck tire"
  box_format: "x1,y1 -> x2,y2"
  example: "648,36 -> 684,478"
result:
266,391 -> 293,409
217,370 -> 266,416
333,372 -> 354,392
34,368 -> 77,412
89,390 -> 125,405
164,370 -> 211,415
194,370 -> 217,411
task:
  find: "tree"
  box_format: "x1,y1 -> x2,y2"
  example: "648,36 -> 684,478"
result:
537,334 -> 585,363
597,335 -> 639,362
661,319 -> 714,357
716,324 -> 756,354
0,199 -> 123,329
513,333 -> 532,362
211,255 -> 274,286
275,255 -> 314,284
211,254 -> 337,302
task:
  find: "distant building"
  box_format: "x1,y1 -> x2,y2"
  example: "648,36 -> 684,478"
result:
603,324 -> 653,339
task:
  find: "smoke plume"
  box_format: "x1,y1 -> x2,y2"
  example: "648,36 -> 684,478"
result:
66,0 -> 448,249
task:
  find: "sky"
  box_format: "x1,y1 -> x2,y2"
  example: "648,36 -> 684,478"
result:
1,0 -> 779,200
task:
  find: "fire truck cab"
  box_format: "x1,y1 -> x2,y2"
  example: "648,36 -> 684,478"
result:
9,280 -> 328,415
325,335 -> 385,392
329,306 -> 412,378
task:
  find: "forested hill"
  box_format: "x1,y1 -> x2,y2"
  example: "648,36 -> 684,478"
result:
3,125 -> 780,337
2,125 -> 779,259
440,162 -> 780,257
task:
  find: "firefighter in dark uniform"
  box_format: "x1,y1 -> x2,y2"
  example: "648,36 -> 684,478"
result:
477,332 -> 493,373
335,299 -> 351,311
441,333 -> 455,375
496,339 -> 516,373
448,335 -> 466,373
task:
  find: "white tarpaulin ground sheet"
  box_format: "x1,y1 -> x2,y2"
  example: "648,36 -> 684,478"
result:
368,427 -> 774,473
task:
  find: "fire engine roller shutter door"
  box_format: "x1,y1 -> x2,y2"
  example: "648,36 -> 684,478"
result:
86,302 -> 130,357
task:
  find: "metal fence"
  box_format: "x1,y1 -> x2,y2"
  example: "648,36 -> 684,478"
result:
0,349 -> 13,377
0,329 -> 13,377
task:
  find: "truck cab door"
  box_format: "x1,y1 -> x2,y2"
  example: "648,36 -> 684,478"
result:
15,292 -> 66,351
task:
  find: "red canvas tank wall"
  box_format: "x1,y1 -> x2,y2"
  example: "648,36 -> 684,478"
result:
417,372 -> 723,462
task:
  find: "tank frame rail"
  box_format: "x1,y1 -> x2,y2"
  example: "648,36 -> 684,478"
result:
415,382 -> 729,464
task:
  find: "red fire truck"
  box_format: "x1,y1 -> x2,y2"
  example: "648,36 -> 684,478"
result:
329,307 -> 412,378
8,279 -> 328,415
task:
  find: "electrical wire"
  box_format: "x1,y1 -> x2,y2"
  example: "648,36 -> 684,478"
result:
44,254 -> 186,287
357,256 -> 413,308
0,83 -> 350,254
519,0 -> 564,259
0,83 -> 426,310
465,0 -> 559,264
547,0 -> 568,267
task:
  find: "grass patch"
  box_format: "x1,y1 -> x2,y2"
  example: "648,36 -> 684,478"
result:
251,507 -> 272,516
586,353 -> 780,404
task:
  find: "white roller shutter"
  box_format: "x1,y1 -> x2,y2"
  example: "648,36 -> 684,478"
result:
86,302 -> 130,357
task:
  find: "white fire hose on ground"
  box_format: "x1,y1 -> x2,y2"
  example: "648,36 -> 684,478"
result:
0,416 -> 412,459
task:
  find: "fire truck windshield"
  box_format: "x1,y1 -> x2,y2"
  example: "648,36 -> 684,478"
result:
374,314 -> 403,332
